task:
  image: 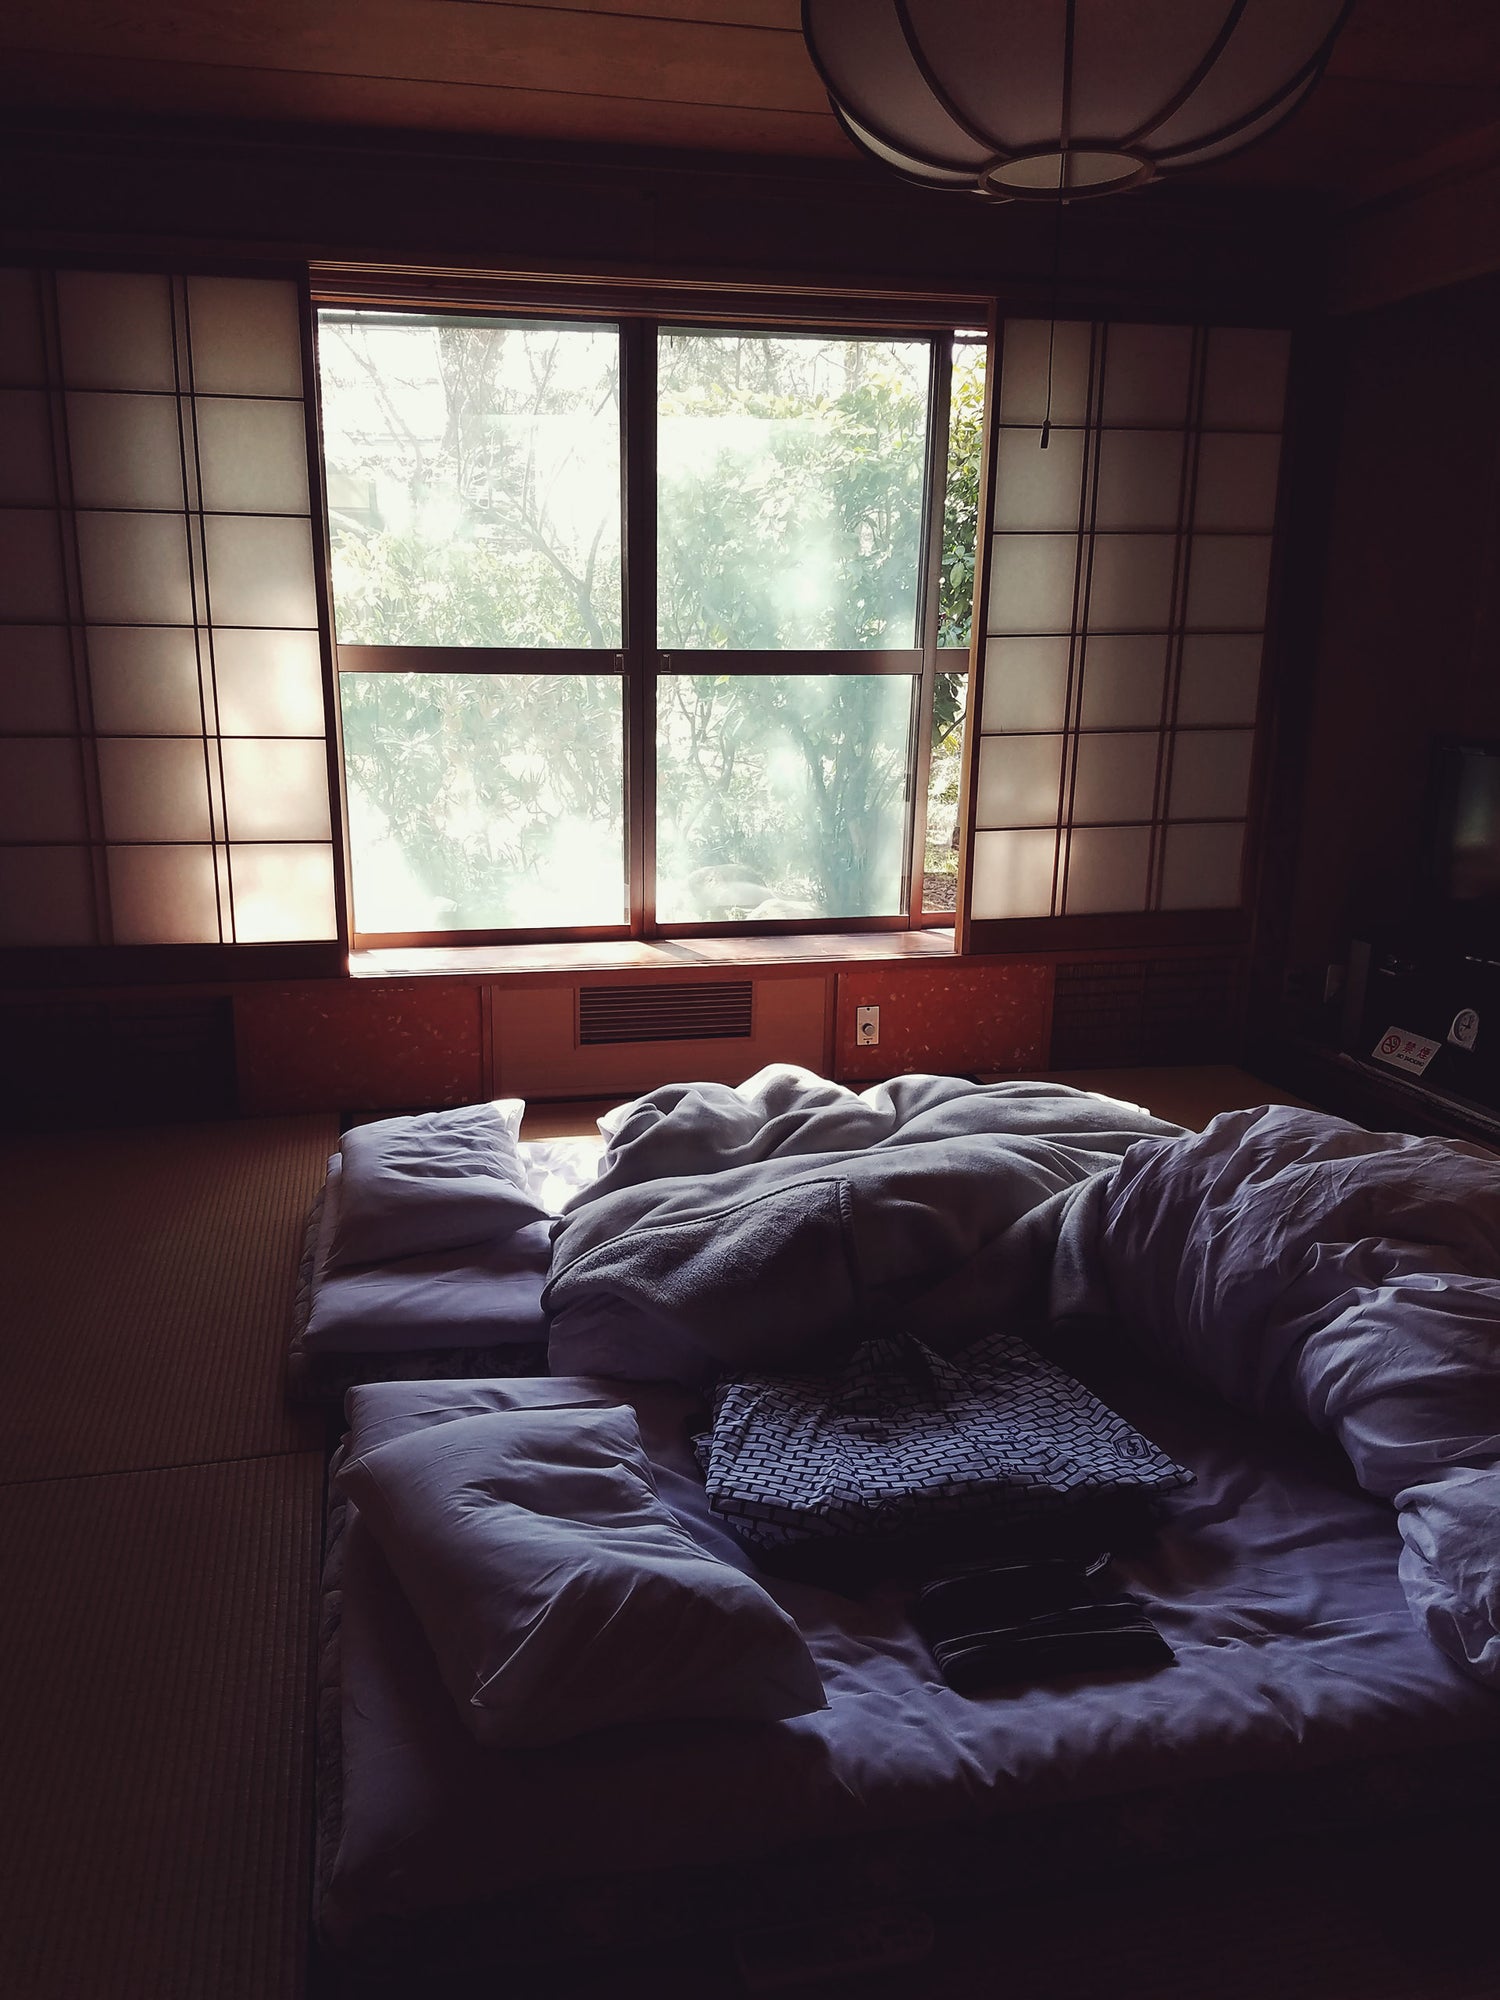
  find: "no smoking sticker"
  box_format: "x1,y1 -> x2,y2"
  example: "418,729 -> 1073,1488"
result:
1372,1026 -> 1440,1076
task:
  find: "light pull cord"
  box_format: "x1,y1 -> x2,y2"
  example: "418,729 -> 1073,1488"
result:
1040,151 -> 1066,450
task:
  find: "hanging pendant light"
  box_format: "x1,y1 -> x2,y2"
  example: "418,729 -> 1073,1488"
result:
802,0 -> 1353,201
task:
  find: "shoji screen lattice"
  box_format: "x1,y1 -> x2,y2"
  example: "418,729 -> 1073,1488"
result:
970,320 -> 1289,925
0,268 -> 336,947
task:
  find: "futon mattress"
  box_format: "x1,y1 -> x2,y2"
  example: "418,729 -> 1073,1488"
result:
315,1334 -> 1500,1976
287,1135 -> 601,1402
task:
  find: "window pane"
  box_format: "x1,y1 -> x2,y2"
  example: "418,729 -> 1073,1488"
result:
1064,825 -> 1151,914
976,733 -> 1064,829
938,338 -> 987,648
339,672 -> 625,933
0,845 -> 95,945
0,390 -> 57,504
317,313 -> 622,648
980,635 -> 1070,733
106,844 -> 221,945
229,843 -> 338,943
971,827 -> 1055,919
922,667 -> 967,913
999,320 -> 1091,428
655,674 -> 913,921
657,331 -> 930,649
993,425 -> 1083,533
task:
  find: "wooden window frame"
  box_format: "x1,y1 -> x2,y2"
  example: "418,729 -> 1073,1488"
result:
312,289 -> 989,952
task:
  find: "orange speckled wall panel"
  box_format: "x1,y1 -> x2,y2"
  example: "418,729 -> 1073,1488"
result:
835,961 -> 1053,1082
235,980 -> 483,1114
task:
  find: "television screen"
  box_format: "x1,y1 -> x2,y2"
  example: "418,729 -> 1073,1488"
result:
1431,742 -> 1500,907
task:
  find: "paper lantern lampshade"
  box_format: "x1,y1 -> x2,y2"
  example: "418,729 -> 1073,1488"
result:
803,0 -> 1352,199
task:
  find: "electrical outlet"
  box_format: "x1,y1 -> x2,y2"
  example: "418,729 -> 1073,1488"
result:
855,1005 -> 880,1048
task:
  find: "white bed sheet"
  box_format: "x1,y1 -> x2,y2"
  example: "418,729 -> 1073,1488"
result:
320,1345 -> 1500,1948
301,1135 -> 601,1359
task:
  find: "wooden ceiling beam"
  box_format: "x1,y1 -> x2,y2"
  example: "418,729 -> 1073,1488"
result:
0,0 -> 826,112
439,1 -> 799,24
0,48 -> 847,157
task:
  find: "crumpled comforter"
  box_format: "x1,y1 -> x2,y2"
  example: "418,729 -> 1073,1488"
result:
1049,1104 -> 1500,1689
542,1065 -> 1182,1383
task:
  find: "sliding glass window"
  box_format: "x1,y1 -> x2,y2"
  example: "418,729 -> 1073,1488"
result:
316,308 -> 979,944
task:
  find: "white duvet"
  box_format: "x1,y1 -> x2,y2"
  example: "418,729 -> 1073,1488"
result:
1067,1105 -> 1500,1687
545,1066 -> 1182,1382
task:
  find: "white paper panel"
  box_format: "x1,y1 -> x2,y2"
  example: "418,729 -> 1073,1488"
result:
221,738 -> 331,841
980,635 -> 1071,734
1159,820 -> 1245,910
87,626 -> 205,735
1176,634 -> 1263,726
1077,633 -> 1167,727
65,392 -> 186,511
0,738 -> 87,840
1168,729 -> 1254,820
187,279 -> 304,398
1092,430 -> 1184,531
987,532 -> 1078,633
0,269 -> 46,386
229,841 -> 337,941
0,510 -> 66,620
107,842 -> 221,943
0,844 -> 96,944
993,428 -> 1085,531
971,827 -> 1057,919
213,628 -> 326,735
76,511 -> 195,625
0,390 -> 57,503
1070,730 -> 1160,823
1193,433 -> 1282,532
204,516 -> 319,627
97,737 -> 214,842
0,625 -> 76,734
975,733 -> 1063,827
998,320 -> 1091,427
1185,535 -> 1272,630
1086,534 -> 1176,630
57,272 -> 175,392
1063,825 -> 1151,914
1101,324 -> 1192,427
1201,328 -> 1290,431
194,398 -> 311,515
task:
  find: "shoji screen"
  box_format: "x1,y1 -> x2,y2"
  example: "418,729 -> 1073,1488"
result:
969,319 -> 1288,928
0,268 -> 337,947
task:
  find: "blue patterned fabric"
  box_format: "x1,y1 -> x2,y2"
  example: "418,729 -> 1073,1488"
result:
697,1330 -> 1192,1554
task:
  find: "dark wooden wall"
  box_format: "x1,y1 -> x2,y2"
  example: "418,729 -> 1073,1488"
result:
1281,271 -> 1500,976
2,114 -> 1323,325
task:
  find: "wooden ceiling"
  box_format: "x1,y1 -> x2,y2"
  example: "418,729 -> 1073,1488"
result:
4,0 -> 1500,206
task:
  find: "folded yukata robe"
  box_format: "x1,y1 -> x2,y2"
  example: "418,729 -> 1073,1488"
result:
696,1329 -> 1192,1560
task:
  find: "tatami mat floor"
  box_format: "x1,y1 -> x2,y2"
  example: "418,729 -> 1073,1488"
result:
0,1113 -> 335,2000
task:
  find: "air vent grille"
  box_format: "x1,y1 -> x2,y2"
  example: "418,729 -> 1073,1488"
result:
1051,956 -> 1241,1065
578,980 -> 754,1046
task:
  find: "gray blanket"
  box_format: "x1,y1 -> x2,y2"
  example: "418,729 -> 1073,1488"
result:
543,1067 -> 1182,1383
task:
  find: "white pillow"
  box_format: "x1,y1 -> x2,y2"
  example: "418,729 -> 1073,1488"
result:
329,1101 -> 547,1268
337,1405 -> 826,1747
